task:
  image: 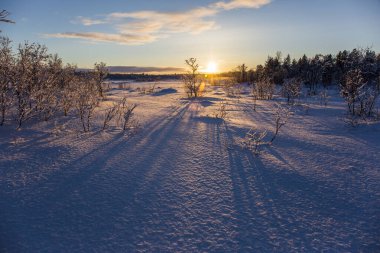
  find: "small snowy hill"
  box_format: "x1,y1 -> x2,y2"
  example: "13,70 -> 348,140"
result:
1,81 -> 379,252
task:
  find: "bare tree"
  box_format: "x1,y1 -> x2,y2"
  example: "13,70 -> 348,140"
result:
35,54 -> 63,121
60,64 -> 77,116
13,42 -> 49,128
236,64 -> 248,83
0,37 -> 13,125
242,128 -> 267,154
270,104 -> 291,143
75,75 -> 99,132
357,85 -> 379,117
213,101 -> 228,119
223,77 -> 242,98
254,78 -> 275,100
94,62 -> 108,98
102,102 -> 119,130
116,97 -> 137,131
281,78 -> 302,104
183,58 -> 202,98
340,69 -> 366,116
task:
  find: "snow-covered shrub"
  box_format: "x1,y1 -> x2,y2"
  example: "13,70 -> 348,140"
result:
10,42 -> 74,127
75,75 -> 99,132
357,86 -> 379,117
281,78 -> 302,104
223,77 -> 242,98
117,97 -> 138,131
102,102 -> 119,130
242,128 -> 267,154
34,54 -> 63,121
340,69 -> 366,116
13,42 -> 49,128
213,102 -> 228,119
254,78 -> 275,100
270,103 -> 291,143
60,64 -> 77,116
102,97 -> 139,131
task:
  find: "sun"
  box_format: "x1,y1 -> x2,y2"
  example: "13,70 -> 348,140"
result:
206,61 -> 217,73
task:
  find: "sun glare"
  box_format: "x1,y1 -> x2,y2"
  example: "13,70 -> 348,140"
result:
206,62 -> 217,73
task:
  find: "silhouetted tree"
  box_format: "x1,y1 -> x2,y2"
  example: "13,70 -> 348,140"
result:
283,54 -> 291,79
183,58 -> 202,98
304,55 -> 322,94
322,54 -> 335,87
265,52 -> 285,84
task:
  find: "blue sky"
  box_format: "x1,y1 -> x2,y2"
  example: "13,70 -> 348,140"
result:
1,0 -> 380,71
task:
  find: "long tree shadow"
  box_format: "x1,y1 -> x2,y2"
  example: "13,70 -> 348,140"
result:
1,102 -> 197,252
223,122 -> 379,252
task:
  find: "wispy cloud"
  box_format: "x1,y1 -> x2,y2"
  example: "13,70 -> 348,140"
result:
44,32 -> 157,45
72,16 -> 107,26
213,0 -> 271,10
46,0 -> 271,45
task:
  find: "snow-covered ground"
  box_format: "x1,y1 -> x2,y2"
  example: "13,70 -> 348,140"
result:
1,81 -> 379,252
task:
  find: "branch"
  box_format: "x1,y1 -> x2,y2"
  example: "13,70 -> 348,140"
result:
0,10 -> 15,24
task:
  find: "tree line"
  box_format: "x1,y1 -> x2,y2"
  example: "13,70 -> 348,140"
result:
228,49 -> 380,117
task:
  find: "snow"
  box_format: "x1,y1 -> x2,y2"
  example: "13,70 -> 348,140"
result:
1,81 -> 379,252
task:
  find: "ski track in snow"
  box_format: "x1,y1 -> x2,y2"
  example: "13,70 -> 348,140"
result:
1,83 -> 379,252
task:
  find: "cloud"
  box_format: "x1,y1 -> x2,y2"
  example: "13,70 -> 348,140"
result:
213,0 -> 271,10
44,32 -> 157,45
73,16 -> 107,26
46,0 -> 271,45
109,7 -> 219,36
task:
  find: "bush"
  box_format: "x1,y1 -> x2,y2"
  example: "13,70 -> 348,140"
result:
281,78 -> 301,104
270,103 -> 291,143
75,75 -> 99,132
213,102 -> 228,119
118,98 -> 138,131
339,69 -> 379,117
242,129 -> 267,154
254,78 -> 275,100
223,77 -> 242,98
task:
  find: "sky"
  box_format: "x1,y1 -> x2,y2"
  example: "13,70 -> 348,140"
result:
1,0 -> 380,72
